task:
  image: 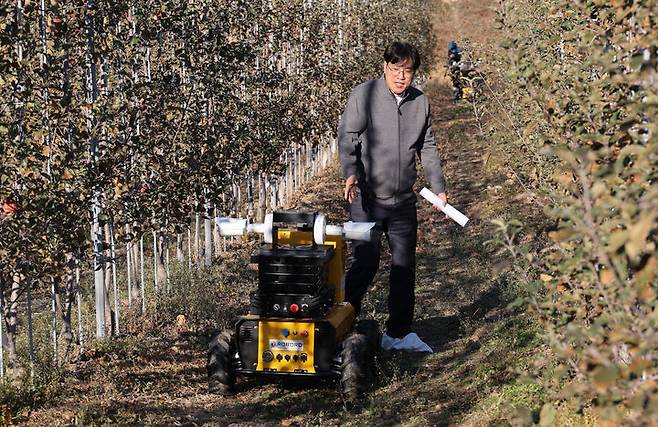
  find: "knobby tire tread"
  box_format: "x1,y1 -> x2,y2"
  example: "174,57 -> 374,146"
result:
207,329 -> 236,395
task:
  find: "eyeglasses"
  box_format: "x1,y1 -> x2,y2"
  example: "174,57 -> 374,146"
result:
386,63 -> 415,78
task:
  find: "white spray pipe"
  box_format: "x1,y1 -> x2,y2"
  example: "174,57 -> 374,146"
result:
215,214 -> 376,244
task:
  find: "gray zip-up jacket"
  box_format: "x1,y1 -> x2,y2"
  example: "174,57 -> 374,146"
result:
338,78 -> 446,206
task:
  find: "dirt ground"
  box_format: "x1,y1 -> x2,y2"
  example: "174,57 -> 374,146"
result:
21,0 -> 544,425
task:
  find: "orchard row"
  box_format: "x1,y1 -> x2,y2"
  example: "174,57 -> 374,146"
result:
0,0 -> 435,369
490,0 -> 657,422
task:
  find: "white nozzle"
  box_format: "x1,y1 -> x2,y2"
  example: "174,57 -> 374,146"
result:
343,221 -> 376,241
215,217 -> 248,236
247,223 -> 266,234
325,225 -> 343,236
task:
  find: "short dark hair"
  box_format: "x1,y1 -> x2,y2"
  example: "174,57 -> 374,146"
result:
384,42 -> 421,70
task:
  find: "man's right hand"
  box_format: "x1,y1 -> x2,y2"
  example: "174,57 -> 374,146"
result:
344,175 -> 359,203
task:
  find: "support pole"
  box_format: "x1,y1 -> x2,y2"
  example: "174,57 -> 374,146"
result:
153,231 -> 158,292
194,213 -> 201,266
126,241 -> 132,307
187,228 -> 192,269
85,0 -> 106,338
26,274 -> 35,391
204,204 -> 212,267
110,230 -> 119,334
76,261 -> 84,355
140,235 -> 145,313
51,278 -> 57,365
165,234 -> 170,291
0,293 -> 4,379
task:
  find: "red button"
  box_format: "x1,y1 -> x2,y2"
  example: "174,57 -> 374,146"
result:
290,304 -> 300,313
301,330 -> 308,337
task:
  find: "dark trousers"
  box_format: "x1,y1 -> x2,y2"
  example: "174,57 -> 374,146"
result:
345,195 -> 417,338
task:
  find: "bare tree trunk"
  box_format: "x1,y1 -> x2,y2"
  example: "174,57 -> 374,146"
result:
271,177 -> 278,210
1,268 -> 21,375
204,205 -> 213,267
58,254 -> 75,355
247,175 -> 255,219
103,223 -> 114,335
156,232 -> 167,290
129,225 -> 140,281
212,206 -> 221,254
286,151 -> 293,202
258,173 -> 266,222
233,183 -> 241,215
130,240 -> 140,303
176,233 -> 184,262
75,260 -> 84,355
51,278 -> 58,366
194,213 -> 201,266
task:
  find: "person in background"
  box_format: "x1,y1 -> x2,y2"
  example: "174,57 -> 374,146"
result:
337,41 -> 449,352
447,41 -> 463,99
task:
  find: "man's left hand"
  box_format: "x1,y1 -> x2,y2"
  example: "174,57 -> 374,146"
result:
436,192 -> 450,219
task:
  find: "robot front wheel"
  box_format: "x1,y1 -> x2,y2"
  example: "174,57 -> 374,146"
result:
207,330 -> 237,395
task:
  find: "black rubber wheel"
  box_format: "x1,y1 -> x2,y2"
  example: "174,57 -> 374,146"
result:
355,319 -> 381,353
207,329 -> 236,395
341,332 -> 370,402
355,319 -> 381,378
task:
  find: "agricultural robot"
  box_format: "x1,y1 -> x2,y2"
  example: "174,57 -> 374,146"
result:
207,211 -> 381,400
447,41 -> 484,101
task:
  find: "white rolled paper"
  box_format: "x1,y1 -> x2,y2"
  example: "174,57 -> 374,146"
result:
419,187 -> 469,227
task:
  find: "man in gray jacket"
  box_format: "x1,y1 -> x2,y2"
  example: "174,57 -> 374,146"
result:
338,41 -> 447,352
